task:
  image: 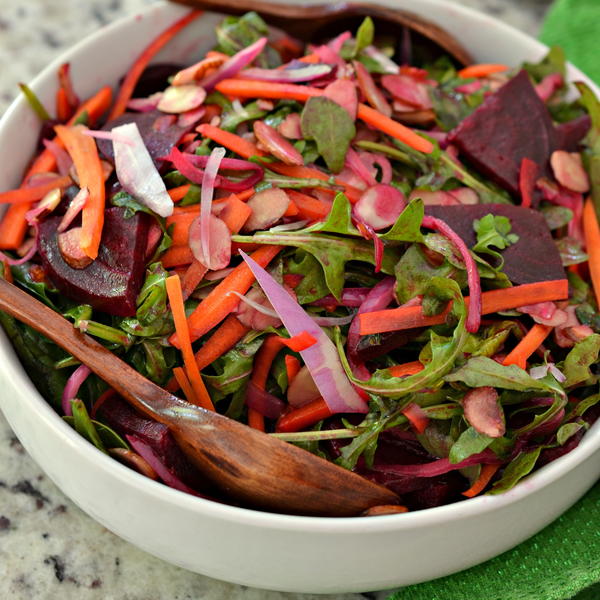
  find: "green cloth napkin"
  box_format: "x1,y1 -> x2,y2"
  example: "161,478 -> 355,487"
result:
386,3 -> 600,598
540,0 -> 600,84
386,483 -> 599,600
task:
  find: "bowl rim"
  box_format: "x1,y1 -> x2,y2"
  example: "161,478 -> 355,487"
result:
0,0 -> 599,533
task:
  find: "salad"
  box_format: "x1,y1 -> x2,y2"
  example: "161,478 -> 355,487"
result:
1,9 -> 599,514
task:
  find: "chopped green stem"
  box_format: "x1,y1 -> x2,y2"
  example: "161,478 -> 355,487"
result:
77,320 -> 134,347
19,83 -> 51,121
270,429 -> 361,442
355,140 -> 416,166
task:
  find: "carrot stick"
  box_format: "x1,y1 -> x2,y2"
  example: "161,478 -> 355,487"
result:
172,366 -> 199,406
170,245 -> 281,346
214,79 -> 434,154
388,361 -> 424,378
359,279 -> 569,335
217,194 -> 252,233
283,199 -> 299,217
0,175 -> 73,204
166,275 -> 214,411
54,125 -> 105,259
458,64 -> 509,79
583,197 -> 600,309
462,463 -> 501,497
276,398 -> 332,433
502,323 -> 552,370
181,259 -> 208,300
0,85 -> 112,250
194,315 -> 250,370
197,123 -> 265,159
281,331 -> 316,352
285,354 -> 301,384
161,245 -> 193,268
168,184 -> 191,202
286,190 -> 332,221
108,10 -> 203,120
56,87 -> 72,122
166,212 -> 196,246
401,403 -> 429,433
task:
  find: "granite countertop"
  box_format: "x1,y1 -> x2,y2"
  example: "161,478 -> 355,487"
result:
0,1 -> 551,598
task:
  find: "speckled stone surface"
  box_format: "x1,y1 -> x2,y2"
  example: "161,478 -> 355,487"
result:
0,1 -> 551,598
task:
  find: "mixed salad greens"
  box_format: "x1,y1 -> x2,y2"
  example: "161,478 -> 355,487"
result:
1,9 -> 600,513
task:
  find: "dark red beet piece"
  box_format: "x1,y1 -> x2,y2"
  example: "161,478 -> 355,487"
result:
448,70 -> 557,197
97,110 -> 192,166
425,204 -> 566,285
555,114 -> 592,152
355,329 -> 423,361
38,207 -> 150,316
129,63 -> 184,98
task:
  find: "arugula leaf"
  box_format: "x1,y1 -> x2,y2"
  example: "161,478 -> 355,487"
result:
556,422 -> 585,446
540,205 -> 573,230
572,392 -> 600,418
232,231 -> 400,300
488,448 -> 542,494
339,277 -> 469,399
301,96 -> 356,173
472,214 -> 519,271
286,251 -> 329,303
523,46 -> 566,82
514,396 -> 566,435
449,426 -> 494,464
379,198 -> 425,243
10,263 -> 59,310
220,100 -> 267,132
305,192 -> 360,236
562,334 -> 600,388
445,356 -> 565,396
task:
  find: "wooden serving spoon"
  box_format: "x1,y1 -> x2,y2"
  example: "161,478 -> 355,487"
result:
169,0 -> 473,66
0,278 -> 398,517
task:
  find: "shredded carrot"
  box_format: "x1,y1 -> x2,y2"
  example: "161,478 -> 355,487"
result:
0,175 -> 73,205
217,194 -> 253,233
172,366 -> 199,406
285,354 -> 301,384
502,323 -> 553,370
54,125 -> 105,259
388,361 -> 424,378
166,274 -> 214,411
286,190 -> 332,221
583,198 -> 600,309
56,87 -> 72,122
197,123 -> 265,159
181,259 -> 208,300
462,463 -> 501,497
458,63 -> 509,79
359,279 -> 569,335
0,85 -> 112,250
214,79 -> 434,153
161,245 -> 194,268
276,398 -> 332,433
166,212 -> 196,246
401,403 -> 429,434
108,10 -> 202,120
298,53 -> 320,64
283,198 -> 299,217
280,331 -> 317,352
168,184 -> 191,202
170,245 -> 281,346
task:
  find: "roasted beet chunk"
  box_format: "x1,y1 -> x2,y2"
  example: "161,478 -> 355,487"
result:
97,110 -> 192,166
448,70 -> 557,197
425,204 -> 566,285
38,207 -> 150,316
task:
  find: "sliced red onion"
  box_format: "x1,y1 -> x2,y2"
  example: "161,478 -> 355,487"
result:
0,235 -> 38,267
448,188 -> 479,205
312,43 -> 346,71
205,267 -> 234,281
177,106 -> 206,128
354,60 -> 392,117
323,78 -> 358,120
278,112 -> 303,139
57,187 -> 89,233
363,45 -> 400,74
288,365 -> 321,408
535,73 -> 563,102
517,302 -> 567,327
112,122 -> 173,217
240,63 -> 333,82
189,214 -> 231,271
242,188 -> 290,232
359,151 -> 392,185
269,220 -> 309,232
245,381 -> 286,419
345,147 -> 377,187
372,449 -> 501,478
311,288 -> 371,309
25,188 -> 62,226
455,80 -> 483,95
61,365 -> 91,416
462,387 -> 505,438
230,288 -> 282,329
253,121 -> 303,166
328,30 -> 352,53
422,214 -> 482,333
381,74 -> 433,110
126,93 -> 163,112
126,435 -> 202,496
43,139 -> 73,175
201,37 -> 268,92
84,129 -> 135,145
240,250 -> 368,413
353,184 -> 406,230
199,146 -> 226,266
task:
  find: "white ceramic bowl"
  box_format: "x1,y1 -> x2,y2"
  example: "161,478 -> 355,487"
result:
0,0 -> 599,594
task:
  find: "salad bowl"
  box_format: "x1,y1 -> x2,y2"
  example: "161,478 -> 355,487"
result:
0,0 -> 599,594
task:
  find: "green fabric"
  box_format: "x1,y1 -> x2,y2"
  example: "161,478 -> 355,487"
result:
540,0 -> 600,84
386,4 -> 600,598
386,483 -> 600,600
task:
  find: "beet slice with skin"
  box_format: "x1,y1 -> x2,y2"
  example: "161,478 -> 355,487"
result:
555,114 -> 591,152
97,110 -> 192,166
38,207 -> 150,316
448,70 -> 557,198
129,63 -> 184,98
425,204 -> 566,285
